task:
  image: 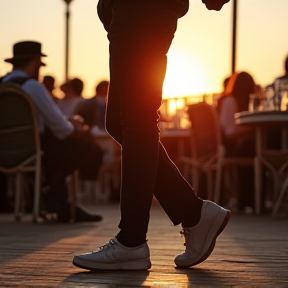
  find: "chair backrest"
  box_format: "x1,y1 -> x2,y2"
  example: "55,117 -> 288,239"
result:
187,102 -> 222,161
0,83 -> 41,169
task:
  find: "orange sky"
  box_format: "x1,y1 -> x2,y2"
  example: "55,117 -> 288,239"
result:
1,0 -> 288,98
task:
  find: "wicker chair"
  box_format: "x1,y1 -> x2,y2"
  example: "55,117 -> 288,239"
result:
180,102 -> 254,206
0,83 -> 42,222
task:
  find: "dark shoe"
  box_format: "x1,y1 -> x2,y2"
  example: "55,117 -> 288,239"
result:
74,204 -> 103,222
57,204 -> 102,223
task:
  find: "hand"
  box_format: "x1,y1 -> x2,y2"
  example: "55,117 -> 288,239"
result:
67,123 -> 93,141
203,0 -> 230,11
69,114 -> 85,130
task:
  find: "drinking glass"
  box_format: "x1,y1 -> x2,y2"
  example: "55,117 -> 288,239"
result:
275,78 -> 288,111
249,93 -> 262,112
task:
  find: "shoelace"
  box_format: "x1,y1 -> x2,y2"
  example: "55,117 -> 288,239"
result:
180,229 -> 191,247
180,228 -> 191,238
180,229 -> 199,257
93,238 -> 117,253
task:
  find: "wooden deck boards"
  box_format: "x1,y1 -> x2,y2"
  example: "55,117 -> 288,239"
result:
0,203 -> 287,287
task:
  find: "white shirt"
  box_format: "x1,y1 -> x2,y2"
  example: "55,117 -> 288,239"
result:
219,96 -> 237,138
57,97 -> 83,118
219,96 -> 252,140
3,70 -> 74,139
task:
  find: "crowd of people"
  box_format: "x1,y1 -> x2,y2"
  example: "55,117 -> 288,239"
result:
0,40 -> 287,220
215,55 -> 288,213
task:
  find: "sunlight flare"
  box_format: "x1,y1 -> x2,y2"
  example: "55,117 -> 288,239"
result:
163,50 -> 207,98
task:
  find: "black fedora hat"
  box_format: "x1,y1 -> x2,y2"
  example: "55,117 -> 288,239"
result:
4,41 -> 47,66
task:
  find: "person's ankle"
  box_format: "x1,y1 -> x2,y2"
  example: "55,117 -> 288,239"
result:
115,235 -> 146,248
181,199 -> 203,228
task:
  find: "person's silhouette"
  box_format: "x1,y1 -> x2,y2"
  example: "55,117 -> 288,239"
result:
73,0 -> 231,271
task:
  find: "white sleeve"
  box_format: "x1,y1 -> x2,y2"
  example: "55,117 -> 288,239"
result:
219,97 -> 237,137
22,80 -> 74,139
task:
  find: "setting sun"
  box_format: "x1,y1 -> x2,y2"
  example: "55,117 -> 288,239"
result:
163,49 -> 208,99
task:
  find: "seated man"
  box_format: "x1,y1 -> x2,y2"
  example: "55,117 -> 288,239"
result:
1,41 -> 104,222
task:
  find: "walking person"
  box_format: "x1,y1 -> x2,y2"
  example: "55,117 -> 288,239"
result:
73,0 -> 231,270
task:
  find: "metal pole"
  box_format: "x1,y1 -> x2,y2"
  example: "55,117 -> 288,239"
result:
232,0 -> 237,74
65,1 -> 70,82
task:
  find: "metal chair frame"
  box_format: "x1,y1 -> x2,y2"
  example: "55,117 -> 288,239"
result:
180,102 -> 254,206
0,83 -> 42,222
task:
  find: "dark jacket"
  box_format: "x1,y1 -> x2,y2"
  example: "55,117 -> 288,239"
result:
97,0 -> 189,30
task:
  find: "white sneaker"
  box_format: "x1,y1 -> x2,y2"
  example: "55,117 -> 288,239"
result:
73,238 -> 151,270
174,200 -> 231,268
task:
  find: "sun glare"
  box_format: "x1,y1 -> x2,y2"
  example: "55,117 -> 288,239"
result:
163,50 -> 207,99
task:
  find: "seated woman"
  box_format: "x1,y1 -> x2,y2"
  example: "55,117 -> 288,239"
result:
219,71 -> 256,157
218,71 -> 257,212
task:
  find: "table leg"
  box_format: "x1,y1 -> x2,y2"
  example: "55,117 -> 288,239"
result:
254,127 -> 262,215
254,156 -> 262,215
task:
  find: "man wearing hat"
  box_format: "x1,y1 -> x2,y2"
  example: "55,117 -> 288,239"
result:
1,41 -> 104,222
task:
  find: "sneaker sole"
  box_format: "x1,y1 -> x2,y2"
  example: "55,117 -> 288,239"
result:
176,209 -> 231,268
73,258 -> 151,271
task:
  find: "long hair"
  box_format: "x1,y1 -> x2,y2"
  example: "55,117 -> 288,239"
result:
223,71 -> 255,112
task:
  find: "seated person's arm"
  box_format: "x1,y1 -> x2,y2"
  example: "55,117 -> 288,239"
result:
67,115 -> 94,140
24,80 -> 74,139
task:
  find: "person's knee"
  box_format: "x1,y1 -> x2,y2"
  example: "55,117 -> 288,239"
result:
106,119 -> 122,143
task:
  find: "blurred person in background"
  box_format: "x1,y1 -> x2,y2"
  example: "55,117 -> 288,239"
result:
42,75 -> 59,103
216,75 -> 231,114
219,71 -> 256,154
273,55 -> 288,87
74,80 -> 109,129
219,71 -> 257,212
266,55 -> 288,150
58,77 -> 84,118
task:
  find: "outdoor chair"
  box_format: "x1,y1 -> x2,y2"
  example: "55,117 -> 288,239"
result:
180,102 -> 254,206
0,83 -> 42,222
261,151 -> 288,216
0,83 -> 80,223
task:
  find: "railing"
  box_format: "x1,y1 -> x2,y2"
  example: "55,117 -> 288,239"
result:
159,93 -> 220,129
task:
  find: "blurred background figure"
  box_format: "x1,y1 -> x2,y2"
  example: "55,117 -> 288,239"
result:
216,75 -> 231,114
272,55 -> 288,111
58,77 -> 84,118
74,80 -> 109,129
263,56 -> 288,152
273,55 -> 288,86
264,55 -> 288,111
42,75 -> 59,103
218,71 -> 257,212
219,71 -> 256,156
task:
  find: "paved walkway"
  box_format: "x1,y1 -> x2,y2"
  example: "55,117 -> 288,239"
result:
0,203 -> 287,287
